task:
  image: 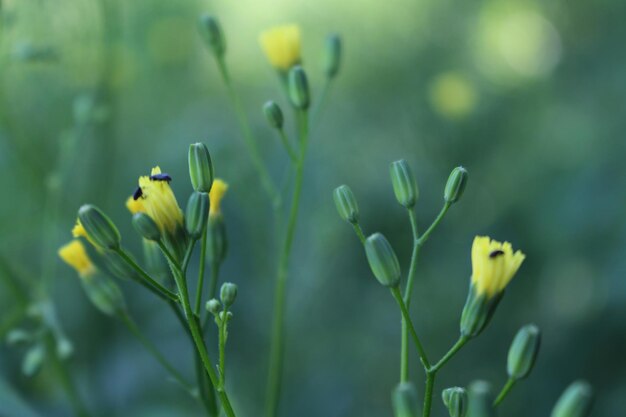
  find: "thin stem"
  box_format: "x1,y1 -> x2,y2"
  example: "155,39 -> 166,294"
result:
423,372 -> 435,417
195,226 -> 208,315
265,110 -> 309,417
311,78 -> 332,128
182,239 -> 197,276
390,286 -> 430,369
215,56 -> 279,206
114,248 -> 179,302
169,260 -> 238,417
400,209 -> 420,382
351,223 -> 366,244
430,336 -> 470,373
119,313 -> 193,392
277,128 -> 298,163
208,261 -> 221,300
494,378 -> 517,406
218,308 -> 228,389
416,203 -> 451,248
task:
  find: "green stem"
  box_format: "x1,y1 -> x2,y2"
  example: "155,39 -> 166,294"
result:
416,203 -> 451,248
114,248 -> 179,302
119,313 -> 193,392
430,336 -> 470,373
277,128 -> 298,163
494,378 -> 516,406
400,209 -> 420,382
215,56 -> 279,206
169,261 -> 238,417
351,223 -> 366,244
218,308 -> 228,389
265,110 -> 309,417
208,261 -> 221,300
311,78 -> 332,128
423,372 -> 435,417
195,227 -> 208,315
182,239 -> 197,276
390,286 -> 430,369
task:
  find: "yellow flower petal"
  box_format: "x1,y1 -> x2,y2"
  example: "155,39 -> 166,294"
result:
209,178 -> 229,217
471,235 -> 525,297
259,24 -> 301,70
58,240 -> 96,277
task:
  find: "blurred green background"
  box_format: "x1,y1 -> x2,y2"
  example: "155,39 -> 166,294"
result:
1,0 -> 625,416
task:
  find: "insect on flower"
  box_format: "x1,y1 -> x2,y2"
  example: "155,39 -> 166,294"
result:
150,173 -> 172,182
489,249 -> 505,258
133,186 -> 143,201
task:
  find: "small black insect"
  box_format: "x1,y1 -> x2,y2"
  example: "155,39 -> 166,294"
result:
133,186 -> 143,200
150,173 -> 172,182
489,249 -> 505,259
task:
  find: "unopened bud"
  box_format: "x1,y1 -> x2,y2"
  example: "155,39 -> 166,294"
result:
220,282 -> 238,307
81,272 -> 127,317
333,185 -> 359,224
188,142 -> 214,193
323,33 -> 342,78
442,387 -> 468,417
206,299 -> 221,315
460,284 -> 503,338
132,213 -> 161,242
551,381 -> 593,417
390,159 -> 419,208
77,204 -> 121,250
263,101 -> 284,129
467,380 -> 496,417
207,213 -> 228,264
507,324 -> 541,380
288,66 -> 310,110
199,15 -> 226,57
392,382 -> 419,417
185,192 -> 210,239
364,233 -> 401,287
444,166 -> 468,203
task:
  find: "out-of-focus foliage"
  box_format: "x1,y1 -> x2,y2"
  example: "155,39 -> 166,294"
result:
1,0 -> 625,416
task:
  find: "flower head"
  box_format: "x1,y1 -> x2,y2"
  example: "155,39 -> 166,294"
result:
126,196 -> 145,214
134,167 -> 183,234
58,240 -> 96,277
259,24 -> 301,70
471,236 -> 525,298
209,178 -> 228,217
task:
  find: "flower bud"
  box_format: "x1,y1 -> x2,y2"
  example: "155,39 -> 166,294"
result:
288,66 -> 310,110
185,192 -> 210,239
80,272 -> 126,317
467,381 -> 496,417
207,213 -> 228,264
333,185 -> 359,224
263,101 -> 284,129
364,233 -> 401,287
22,344 -> 45,377
220,282 -> 238,307
551,381 -> 593,417
77,204 -> 121,250
323,33 -> 342,78
390,160 -> 419,208
442,387 -> 468,417
132,213 -> 161,242
199,14 -> 226,57
188,143 -> 214,193
507,324 -> 541,380
460,284 -> 503,338
392,382 -> 419,417
102,251 -> 140,281
206,298 -> 221,315
143,240 -> 170,283
444,166 -> 468,203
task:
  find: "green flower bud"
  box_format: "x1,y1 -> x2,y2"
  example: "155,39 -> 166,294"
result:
467,380 -> 497,417
185,192 -> 210,240
218,310 -> 233,323
507,324 -> 541,380
80,272 -> 127,317
288,66 -> 310,110
206,298 -> 221,315
22,344 -> 45,377
323,33 -> 341,78
143,240 -> 171,285
207,213 -> 228,264
220,282 -> 238,307
460,284 -> 503,338
551,381 -> 593,417
263,101 -> 284,129
442,387 -> 468,417
188,142 -> 214,193
102,250 -> 140,281
199,14 -> 226,57
364,233 -> 401,287
390,159 -> 419,208
392,382 -> 419,417
333,185 -> 359,224
132,213 -> 161,242
78,204 -> 121,250
444,166 -> 468,203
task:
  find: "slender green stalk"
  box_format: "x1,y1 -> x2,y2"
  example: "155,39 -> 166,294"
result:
208,261 -> 221,300
430,336 -> 470,372
182,239 -> 197,276
218,308 -> 228,389
277,128 -> 298,163
195,353 -> 218,416
423,372 -> 435,417
195,226 -> 209,315
114,248 -> 179,302
311,78 -> 332,128
400,209 -> 420,382
494,378 -> 516,406
265,111 -> 309,417
169,260 -> 238,417
215,56 -> 279,206
390,286 -> 430,369
352,223 -> 366,244
416,203 -> 451,248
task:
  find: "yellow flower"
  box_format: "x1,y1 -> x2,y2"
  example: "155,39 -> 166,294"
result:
58,240 -> 96,277
471,236 -> 525,298
125,196 -> 146,214
209,178 -> 228,217
136,166 -> 183,234
259,24 -> 301,70
72,220 -> 88,239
